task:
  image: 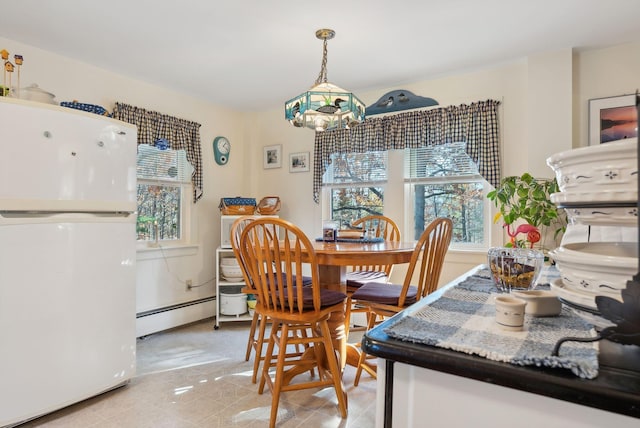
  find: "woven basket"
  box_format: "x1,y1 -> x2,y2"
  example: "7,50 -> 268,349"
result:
219,197 -> 256,215
257,196 -> 281,215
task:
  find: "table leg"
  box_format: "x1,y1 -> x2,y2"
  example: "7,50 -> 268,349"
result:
318,264 -> 366,371
318,264 -> 345,292
280,264 -> 350,386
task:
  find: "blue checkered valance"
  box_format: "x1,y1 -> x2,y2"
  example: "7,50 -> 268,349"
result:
312,99 -> 501,203
112,102 -> 203,203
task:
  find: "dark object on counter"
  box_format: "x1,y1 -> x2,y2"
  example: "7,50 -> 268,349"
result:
60,101 -> 109,116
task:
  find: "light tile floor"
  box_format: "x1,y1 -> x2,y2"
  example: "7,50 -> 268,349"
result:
20,319 -> 377,427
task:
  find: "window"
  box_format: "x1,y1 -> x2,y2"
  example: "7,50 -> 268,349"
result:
405,142 -> 488,248
136,144 -> 193,244
323,151 -> 387,228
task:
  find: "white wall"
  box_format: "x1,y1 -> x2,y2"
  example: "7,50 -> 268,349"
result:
574,41 -> 640,148
249,42 -> 640,285
3,35 -> 638,331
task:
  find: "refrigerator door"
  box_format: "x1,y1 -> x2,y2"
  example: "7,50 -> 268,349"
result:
0,213 -> 136,427
0,100 -> 137,213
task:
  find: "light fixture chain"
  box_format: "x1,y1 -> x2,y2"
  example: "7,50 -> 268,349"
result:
315,37 -> 329,85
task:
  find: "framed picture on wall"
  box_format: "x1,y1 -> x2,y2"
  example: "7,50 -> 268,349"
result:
263,144 -> 282,169
289,152 -> 310,173
588,94 -> 637,145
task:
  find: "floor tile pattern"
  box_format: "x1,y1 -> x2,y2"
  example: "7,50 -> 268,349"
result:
19,319 -> 377,427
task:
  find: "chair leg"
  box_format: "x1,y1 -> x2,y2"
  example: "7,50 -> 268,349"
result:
259,321 -> 278,394
354,310 -> 378,386
268,323 -> 288,428
297,326 -> 315,378
252,313 -> 269,384
245,310 -> 260,361
319,319 -> 348,418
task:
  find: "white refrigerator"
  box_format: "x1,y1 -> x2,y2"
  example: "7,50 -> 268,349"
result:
0,98 -> 137,427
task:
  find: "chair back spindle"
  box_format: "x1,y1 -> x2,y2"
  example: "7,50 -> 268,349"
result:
240,218 -> 322,315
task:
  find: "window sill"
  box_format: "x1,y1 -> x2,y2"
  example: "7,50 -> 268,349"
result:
445,248 -> 488,263
136,243 -> 199,261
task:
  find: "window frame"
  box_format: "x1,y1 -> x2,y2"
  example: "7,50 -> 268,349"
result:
404,174 -> 491,251
321,148 -> 493,251
321,151 -> 388,227
136,178 -> 193,249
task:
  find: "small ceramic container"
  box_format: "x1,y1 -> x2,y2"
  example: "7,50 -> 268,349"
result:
494,296 -> 527,331
511,290 -> 562,317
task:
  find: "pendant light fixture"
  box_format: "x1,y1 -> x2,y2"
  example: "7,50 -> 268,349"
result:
284,29 -> 365,132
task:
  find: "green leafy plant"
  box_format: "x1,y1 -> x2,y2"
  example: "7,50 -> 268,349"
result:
487,173 -> 567,248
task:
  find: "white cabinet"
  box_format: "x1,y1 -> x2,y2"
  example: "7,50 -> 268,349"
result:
215,247 -> 252,329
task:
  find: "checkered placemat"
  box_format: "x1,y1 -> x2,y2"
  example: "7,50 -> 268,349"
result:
384,267 -> 599,379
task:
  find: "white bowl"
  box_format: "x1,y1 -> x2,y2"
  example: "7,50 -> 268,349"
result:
220,258 -> 244,280
546,139 -> 637,196
550,190 -> 637,206
548,242 -> 638,296
559,204 -> 638,226
550,278 -> 609,310
220,257 -> 240,266
511,289 -> 562,317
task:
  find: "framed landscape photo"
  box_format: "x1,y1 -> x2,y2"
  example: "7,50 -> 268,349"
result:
263,144 -> 282,169
589,94 -> 637,145
289,152 -> 310,173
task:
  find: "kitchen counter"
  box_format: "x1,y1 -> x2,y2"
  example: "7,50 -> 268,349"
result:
362,266 -> 640,427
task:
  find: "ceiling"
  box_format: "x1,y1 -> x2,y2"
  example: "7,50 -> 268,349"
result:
2,0 -> 640,111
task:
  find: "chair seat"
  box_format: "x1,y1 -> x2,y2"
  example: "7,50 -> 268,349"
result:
351,282 -> 418,306
295,275 -> 314,286
346,270 -> 388,288
283,286 -> 347,309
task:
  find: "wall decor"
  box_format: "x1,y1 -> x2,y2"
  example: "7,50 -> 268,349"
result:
589,94 -> 637,145
213,136 -> 230,165
289,152 -> 310,173
263,144 -> 282,169
366,89 -> 438,116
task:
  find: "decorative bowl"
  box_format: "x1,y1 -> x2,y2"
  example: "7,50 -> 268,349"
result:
546,139 -> 637,195
487,247 -> 545,292
511,289 -> 562,317
548,242 -> 637,296
549,278 -> 625,310
220,257 -> 244,280
558,203 -> 638,227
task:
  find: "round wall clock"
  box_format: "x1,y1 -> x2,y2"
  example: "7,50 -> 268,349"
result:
213,136 -> 230,165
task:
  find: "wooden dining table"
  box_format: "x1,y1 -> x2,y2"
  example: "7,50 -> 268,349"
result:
312,240 -> 416,291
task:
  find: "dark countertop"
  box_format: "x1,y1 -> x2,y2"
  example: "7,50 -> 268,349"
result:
362,268 -> 640,419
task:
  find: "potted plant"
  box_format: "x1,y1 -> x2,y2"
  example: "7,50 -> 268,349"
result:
487,172 -> 567,250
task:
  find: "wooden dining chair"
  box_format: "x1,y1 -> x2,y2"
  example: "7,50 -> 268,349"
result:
346,214 -> 401,293
239,217 -> 348,428
230,215 -> 313,384
349,217 -> 453,385
230,216 -> 265,382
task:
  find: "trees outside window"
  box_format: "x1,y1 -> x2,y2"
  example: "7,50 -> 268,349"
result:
324,151 -> 386,228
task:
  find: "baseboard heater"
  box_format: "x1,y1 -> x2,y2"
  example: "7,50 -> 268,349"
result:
136,296 -> 216,318
136,296 -> 217,337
